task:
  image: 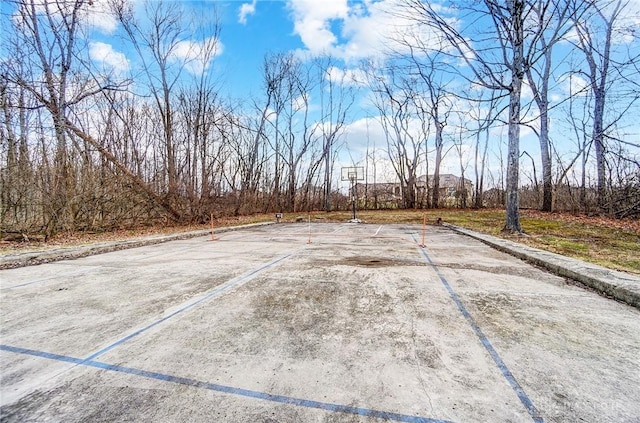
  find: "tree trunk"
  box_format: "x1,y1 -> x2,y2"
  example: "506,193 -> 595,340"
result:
593,88 -> 607,210
503,0 -> 524,233
574,0 -> 621,213
504,99 -> 522,233
540,106 -> 553,212
431,121 -> 443,208
323,139 -> 332,211
473,121 -> 489,209
526,45 -> 554,213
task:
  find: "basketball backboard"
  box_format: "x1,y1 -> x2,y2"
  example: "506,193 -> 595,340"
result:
340,166 -> 365,181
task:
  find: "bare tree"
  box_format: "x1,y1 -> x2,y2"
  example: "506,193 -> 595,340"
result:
176,19 -> 222,221
235,96 -> 271,215
1,0 -> 179,234
0,69 -> 36,234
263,53 -> 325,212
396,0 -> 572,232
282,62 -> 321,212
468,92 -> 499,208
315,56 -> 355,212
572,0 -> 633,212
113,0 -> 180,205
2,0 -> 91,235
367,61 -> 427,209
452,120 -> 471,208
525,0 -> 584,212
262,53 -> 289,211
557,70 -> 594,210
405,50 -> 454,208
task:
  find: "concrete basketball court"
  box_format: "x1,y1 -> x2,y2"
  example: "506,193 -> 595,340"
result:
1,223 -> 639,422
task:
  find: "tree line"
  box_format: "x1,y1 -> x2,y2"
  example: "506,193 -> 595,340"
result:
1,0 -> 638,238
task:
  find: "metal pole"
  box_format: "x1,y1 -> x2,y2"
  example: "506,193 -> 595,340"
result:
351,178 -> 356,220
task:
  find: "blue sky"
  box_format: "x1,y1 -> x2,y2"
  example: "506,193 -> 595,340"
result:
190,0 -> 402,98
80,0 -> 419,96
218,1 -> 300,97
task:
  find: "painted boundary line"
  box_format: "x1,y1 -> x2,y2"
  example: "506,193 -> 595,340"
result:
0,345 -> 454,423
414,237 -> 544,423
443,224 -> 640,310
1,251 -> 296,404
83,252 -> 293,361
0,222 -> 275,270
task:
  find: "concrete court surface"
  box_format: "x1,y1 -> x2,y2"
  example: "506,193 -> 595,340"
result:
0,223 -> 639,423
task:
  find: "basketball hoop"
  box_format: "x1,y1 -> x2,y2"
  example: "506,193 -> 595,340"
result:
341,167 -> 364,222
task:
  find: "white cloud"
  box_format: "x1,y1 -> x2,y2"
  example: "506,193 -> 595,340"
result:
615,1 -> 640,44
82,1 -> 118,35
563,1 -> 640,46
170,37 -> 223,75
336,0 -> 431,60
238,0 -> 257,25
558,73 -> 590,97
287,0 -> 349,54
287,0 -> 443,62
12,0 -> 118,34
521,80 -> 534,101
89,41 -> 129,73
612,0 -> 640,38
292,92 -> 310,111
289,0 -> 349,53
343,116 -> 386,152
550,93 -> 563,103
327,66 -> 369,86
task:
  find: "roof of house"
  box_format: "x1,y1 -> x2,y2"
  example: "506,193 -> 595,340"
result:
417,174 -> 472,186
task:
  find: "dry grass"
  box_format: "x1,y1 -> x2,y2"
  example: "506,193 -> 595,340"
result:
0,215 -> 272,255
2,209 -> 638,275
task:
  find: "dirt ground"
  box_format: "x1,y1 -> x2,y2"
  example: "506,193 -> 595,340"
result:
1,223 -> 639,422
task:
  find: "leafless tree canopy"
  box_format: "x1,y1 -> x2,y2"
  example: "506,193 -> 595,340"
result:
1,0 -> 638,238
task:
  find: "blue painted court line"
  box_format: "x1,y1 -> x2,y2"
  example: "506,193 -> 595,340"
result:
414,237 -> 544,423
0,344 -> 455,423
83,253 -> 293,361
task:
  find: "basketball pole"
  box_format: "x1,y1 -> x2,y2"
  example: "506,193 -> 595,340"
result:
341,166 -> 363,223
420,214 -> 426,248
307,214 -> 312,244
351,176 -> 357,221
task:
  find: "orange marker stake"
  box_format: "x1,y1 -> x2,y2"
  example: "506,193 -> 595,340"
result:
210,213 -> 216,241
420,214 -> 426,248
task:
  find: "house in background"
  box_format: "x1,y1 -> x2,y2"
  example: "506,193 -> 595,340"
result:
354,174 -> 473,208
417,174 -> 473,206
